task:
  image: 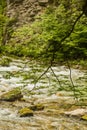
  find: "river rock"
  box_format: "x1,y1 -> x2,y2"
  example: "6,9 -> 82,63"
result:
19,107 -> 33,117
0,87 -> 23,101
30,103 -> 44,111
81,114 -> 87,120
65,108 -> 87,117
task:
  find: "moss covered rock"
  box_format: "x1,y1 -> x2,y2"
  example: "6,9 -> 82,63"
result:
81,115 -> 87,120
0,87 -> 23,101
0,57 -> 12,66
19,107 -> 33,117
30,103 -> 44,111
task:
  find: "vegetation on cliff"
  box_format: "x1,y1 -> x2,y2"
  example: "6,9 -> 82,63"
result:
0,0 -> 7,45
0,0 -> 87,62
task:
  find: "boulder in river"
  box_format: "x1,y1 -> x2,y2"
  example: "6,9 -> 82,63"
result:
30,103 -> 44,111
81,114 -> 87,120
18,107 -> 33,117
0,87 -> 23,102
64,108 -> 87,117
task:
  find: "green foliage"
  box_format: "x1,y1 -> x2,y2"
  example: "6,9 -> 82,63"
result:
7,5 -> 72,57
64,16 -> 87,59
0,0 -> 7,44
0,0 -> 6,13
0,14 -> 7,44
1,0 -> 87,61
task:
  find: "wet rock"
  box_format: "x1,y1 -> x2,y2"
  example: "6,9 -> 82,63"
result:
18,107 -> 33,117
0,87 -> 23,102
81,114 -> 87,120
65,108 -> 87,117
0,108 -> 11,116
30,103 -> 44,111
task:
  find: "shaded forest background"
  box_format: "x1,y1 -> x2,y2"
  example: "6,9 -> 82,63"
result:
0,0 -> 87,64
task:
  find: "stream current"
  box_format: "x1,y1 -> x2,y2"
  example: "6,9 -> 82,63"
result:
0,56 -> 87,130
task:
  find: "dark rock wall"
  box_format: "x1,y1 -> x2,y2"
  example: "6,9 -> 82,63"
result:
6,0 -> 50,27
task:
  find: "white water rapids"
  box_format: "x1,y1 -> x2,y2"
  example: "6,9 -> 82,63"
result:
0,56 -> 87,130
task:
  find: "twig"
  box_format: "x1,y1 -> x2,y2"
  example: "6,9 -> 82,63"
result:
23,12 -> 84,93
50,67 -> 62,88
30,65 -> 51,91
65,59 -> 78,99
46,73 -> 51,87
60,12 -> 84,43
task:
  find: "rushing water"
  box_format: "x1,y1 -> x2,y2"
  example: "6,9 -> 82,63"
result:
0,56 -> 87,130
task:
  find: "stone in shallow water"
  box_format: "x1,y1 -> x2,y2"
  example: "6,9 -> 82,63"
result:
81,115 -> 87,120
30,103 -> 44,111
0,108 -> 11,116
18,107 -> 33,117
65,108 -> 87,116
0,87 -> 23,102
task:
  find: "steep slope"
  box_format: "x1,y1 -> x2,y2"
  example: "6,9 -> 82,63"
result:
6,0 -> 49,27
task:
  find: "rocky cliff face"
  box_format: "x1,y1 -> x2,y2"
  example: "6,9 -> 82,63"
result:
4,0 -> 58,45
6,0 -> 50,27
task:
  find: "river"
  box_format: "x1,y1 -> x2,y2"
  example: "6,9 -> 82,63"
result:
0,56 -> 87,130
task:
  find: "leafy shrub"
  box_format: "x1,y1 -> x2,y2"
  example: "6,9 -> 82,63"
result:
1,1 -> 87,60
